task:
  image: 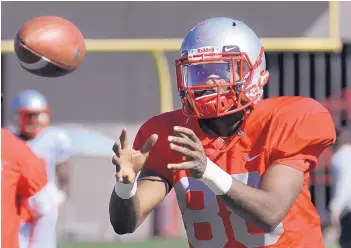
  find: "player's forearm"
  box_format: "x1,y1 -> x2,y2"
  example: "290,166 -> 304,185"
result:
58,181 -> 69,196
109,179 -> 166,234
56,162 -> 70,195
109,189 -> 142,234
219,179 -> 281,232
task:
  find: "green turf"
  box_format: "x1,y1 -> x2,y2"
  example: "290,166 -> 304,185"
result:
58,238 -> 188,248
58,238 -> 339,248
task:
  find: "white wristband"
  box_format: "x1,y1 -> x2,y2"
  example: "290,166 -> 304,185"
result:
114,180 -> 137,199
198,158 -> 233,195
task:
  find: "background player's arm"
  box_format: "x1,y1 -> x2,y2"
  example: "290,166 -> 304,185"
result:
17,138 -> 63,217
329,152 -> 351,226
55,129 -> 73,196
109,168 -> 169,234
56,161 -> 70,195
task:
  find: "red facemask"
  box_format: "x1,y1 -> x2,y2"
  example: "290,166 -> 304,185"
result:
176,47 -> 267,119
18,108 -> 50,138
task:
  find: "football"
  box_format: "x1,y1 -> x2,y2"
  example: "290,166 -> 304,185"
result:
14,16 -> 86,77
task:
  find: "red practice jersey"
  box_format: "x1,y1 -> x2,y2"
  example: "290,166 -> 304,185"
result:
1,128 -> 48,248
133,96 -> 336,248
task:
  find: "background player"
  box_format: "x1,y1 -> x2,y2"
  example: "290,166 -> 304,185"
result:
1,128 -> 64,248
11,89 -> 72,248
109,17 -> 336,247
329,127 -> 351,248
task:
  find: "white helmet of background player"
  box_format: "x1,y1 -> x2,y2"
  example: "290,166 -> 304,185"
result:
176,17 -> 269,119
11,89 -> 50,138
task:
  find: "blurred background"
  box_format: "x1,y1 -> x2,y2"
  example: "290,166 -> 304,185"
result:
1,1 -> 351,248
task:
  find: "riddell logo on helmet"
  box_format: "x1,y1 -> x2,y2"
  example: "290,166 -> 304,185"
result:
197,47 -> 215,53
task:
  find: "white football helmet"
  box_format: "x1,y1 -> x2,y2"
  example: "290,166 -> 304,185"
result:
11,89 -> 50,138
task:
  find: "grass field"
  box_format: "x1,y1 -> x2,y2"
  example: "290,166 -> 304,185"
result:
58,238 -> 339,248
58,238 -> 187,248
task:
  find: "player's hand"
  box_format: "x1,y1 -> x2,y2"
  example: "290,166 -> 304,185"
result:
167,126 -> 207,179
112,128 -> 158,184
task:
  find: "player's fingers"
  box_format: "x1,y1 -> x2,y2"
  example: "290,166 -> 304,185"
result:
169,143 -> 196,158
174,126 -> 201,144
121,173 -> 135,184
115,166 -> 126,182
167,161 -> 193,170
119,128 -> 128,149
115,170 -> 124,182
174,129 -> 187,138
112,156 -> 122,181
112,155 -> 121,168
112,140 -> 121,156
141,134 -> 158,155
116,168 -> 135,183
168,136 -> 198,150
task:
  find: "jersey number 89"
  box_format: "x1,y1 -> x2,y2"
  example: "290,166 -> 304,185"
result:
174,172 -> 284,248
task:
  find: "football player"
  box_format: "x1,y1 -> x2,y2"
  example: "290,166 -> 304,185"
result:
109,17 -> 336,247
11,89 -> 72,248
1,128 -> 62,248
329,127 -> 351,248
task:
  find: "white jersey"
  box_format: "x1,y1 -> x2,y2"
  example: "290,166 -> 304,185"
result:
17,126 -> 71,248
28,127 -> 72,181
330,144 -> 351,216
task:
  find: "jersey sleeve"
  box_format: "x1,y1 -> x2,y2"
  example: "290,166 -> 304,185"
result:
133,117 -> 174,185
270,103 -> 336,172
55,129 -> 73,163
17,141 -> 64,217
17,142 -> 48,199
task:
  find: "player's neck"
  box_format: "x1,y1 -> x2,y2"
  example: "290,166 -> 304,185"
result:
19,133 -> 32,141
199,111 -> 245,137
